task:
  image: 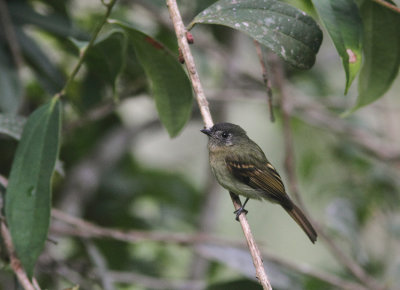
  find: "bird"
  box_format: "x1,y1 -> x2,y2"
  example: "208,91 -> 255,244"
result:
201,122 -> 317,243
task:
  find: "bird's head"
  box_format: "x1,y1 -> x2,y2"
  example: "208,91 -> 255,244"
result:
201,122 -> 248,147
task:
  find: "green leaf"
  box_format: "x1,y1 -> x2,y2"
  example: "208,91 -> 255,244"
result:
356,1 -> 400,108
0,46 -> 22,113
83,29 -> 126,102
66,30 -> 126,111
349,1 -> 400,113
113,21 -> 193,137
311,0 -> 362,93
5,97 -> 62,277
189,0 -> 323,69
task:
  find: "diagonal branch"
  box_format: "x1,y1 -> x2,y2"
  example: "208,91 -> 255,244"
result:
165,1 -> 271,289
229,192 -> 272,289
165,0 -> 213,129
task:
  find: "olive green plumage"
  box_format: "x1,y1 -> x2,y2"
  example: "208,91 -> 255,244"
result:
201,122 -> 317,244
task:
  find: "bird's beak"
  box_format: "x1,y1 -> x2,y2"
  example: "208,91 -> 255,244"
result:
200,128 -> 212,136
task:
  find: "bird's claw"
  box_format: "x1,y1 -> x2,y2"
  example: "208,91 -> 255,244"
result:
234,207 -> 248,221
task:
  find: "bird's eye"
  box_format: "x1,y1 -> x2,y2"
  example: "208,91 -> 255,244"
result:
221,132 -> 229,138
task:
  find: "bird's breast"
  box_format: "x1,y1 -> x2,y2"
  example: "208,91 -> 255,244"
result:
209,152 -> 262,200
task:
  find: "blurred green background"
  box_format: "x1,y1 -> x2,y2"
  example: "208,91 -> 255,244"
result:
0,0 -> 399,289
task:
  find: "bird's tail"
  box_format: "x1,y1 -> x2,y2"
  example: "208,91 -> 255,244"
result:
285,204 -> 317,243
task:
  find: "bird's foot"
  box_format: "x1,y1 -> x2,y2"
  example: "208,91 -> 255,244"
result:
234,207 -> 248,221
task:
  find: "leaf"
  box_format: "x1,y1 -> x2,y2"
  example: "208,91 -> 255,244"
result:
189,0 -> 323,69
0,114 -> 26,139
349,1 -> 400,113
5,97 -> 62,277
113,20 -> 193,137
68,30 -> 126,111
83,29 -> 127,103
311,0 -> 362,94
0,46 -> 22,113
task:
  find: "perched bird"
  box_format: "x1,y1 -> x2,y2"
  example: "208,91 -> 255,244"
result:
201,122 -> 317,243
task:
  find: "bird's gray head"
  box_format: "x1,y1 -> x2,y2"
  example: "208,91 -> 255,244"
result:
201,122 -> 248,147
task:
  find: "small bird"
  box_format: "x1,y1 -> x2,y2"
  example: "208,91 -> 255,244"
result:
201,122 -> 317,243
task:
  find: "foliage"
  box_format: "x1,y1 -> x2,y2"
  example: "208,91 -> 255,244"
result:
5,97 -> 61,277
0,0 -> 399,289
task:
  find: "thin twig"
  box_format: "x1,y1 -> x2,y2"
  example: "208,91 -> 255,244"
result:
372,0 -> 400,14
58,0 -> 118,98
165,1 -> 271,289
51,208 -> 246,247
1,222 -> 37,290
270,54 -> 305,209
253,40 -> 275,122
85,241 -> 115,290
229,193 -> 272,290
271,55 -> 383,290
0,179 -> 40,290
51,208 -> 365,290
32,278 -> 41,290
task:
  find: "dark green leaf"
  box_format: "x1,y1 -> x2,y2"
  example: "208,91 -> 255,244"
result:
189,0 -> 323,69
350,1 -> 400,112
312,0 -> 362,93
84,29 -> 126,100
5,97 -> 62,277
113,21 -> 193,137
67,30 -> 126,111
0,46 -> 22,113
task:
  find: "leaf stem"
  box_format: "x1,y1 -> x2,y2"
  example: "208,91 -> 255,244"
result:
58,0 -> 118,98
372,0 -> 400,14
253,40 -> 275,122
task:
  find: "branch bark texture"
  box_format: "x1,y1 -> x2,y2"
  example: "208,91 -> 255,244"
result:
165,1 -> 271,289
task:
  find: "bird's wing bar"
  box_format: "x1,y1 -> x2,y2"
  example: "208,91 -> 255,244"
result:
226,157 -> 291,208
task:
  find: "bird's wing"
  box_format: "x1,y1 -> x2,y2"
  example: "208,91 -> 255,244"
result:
226,157 -> 291,208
